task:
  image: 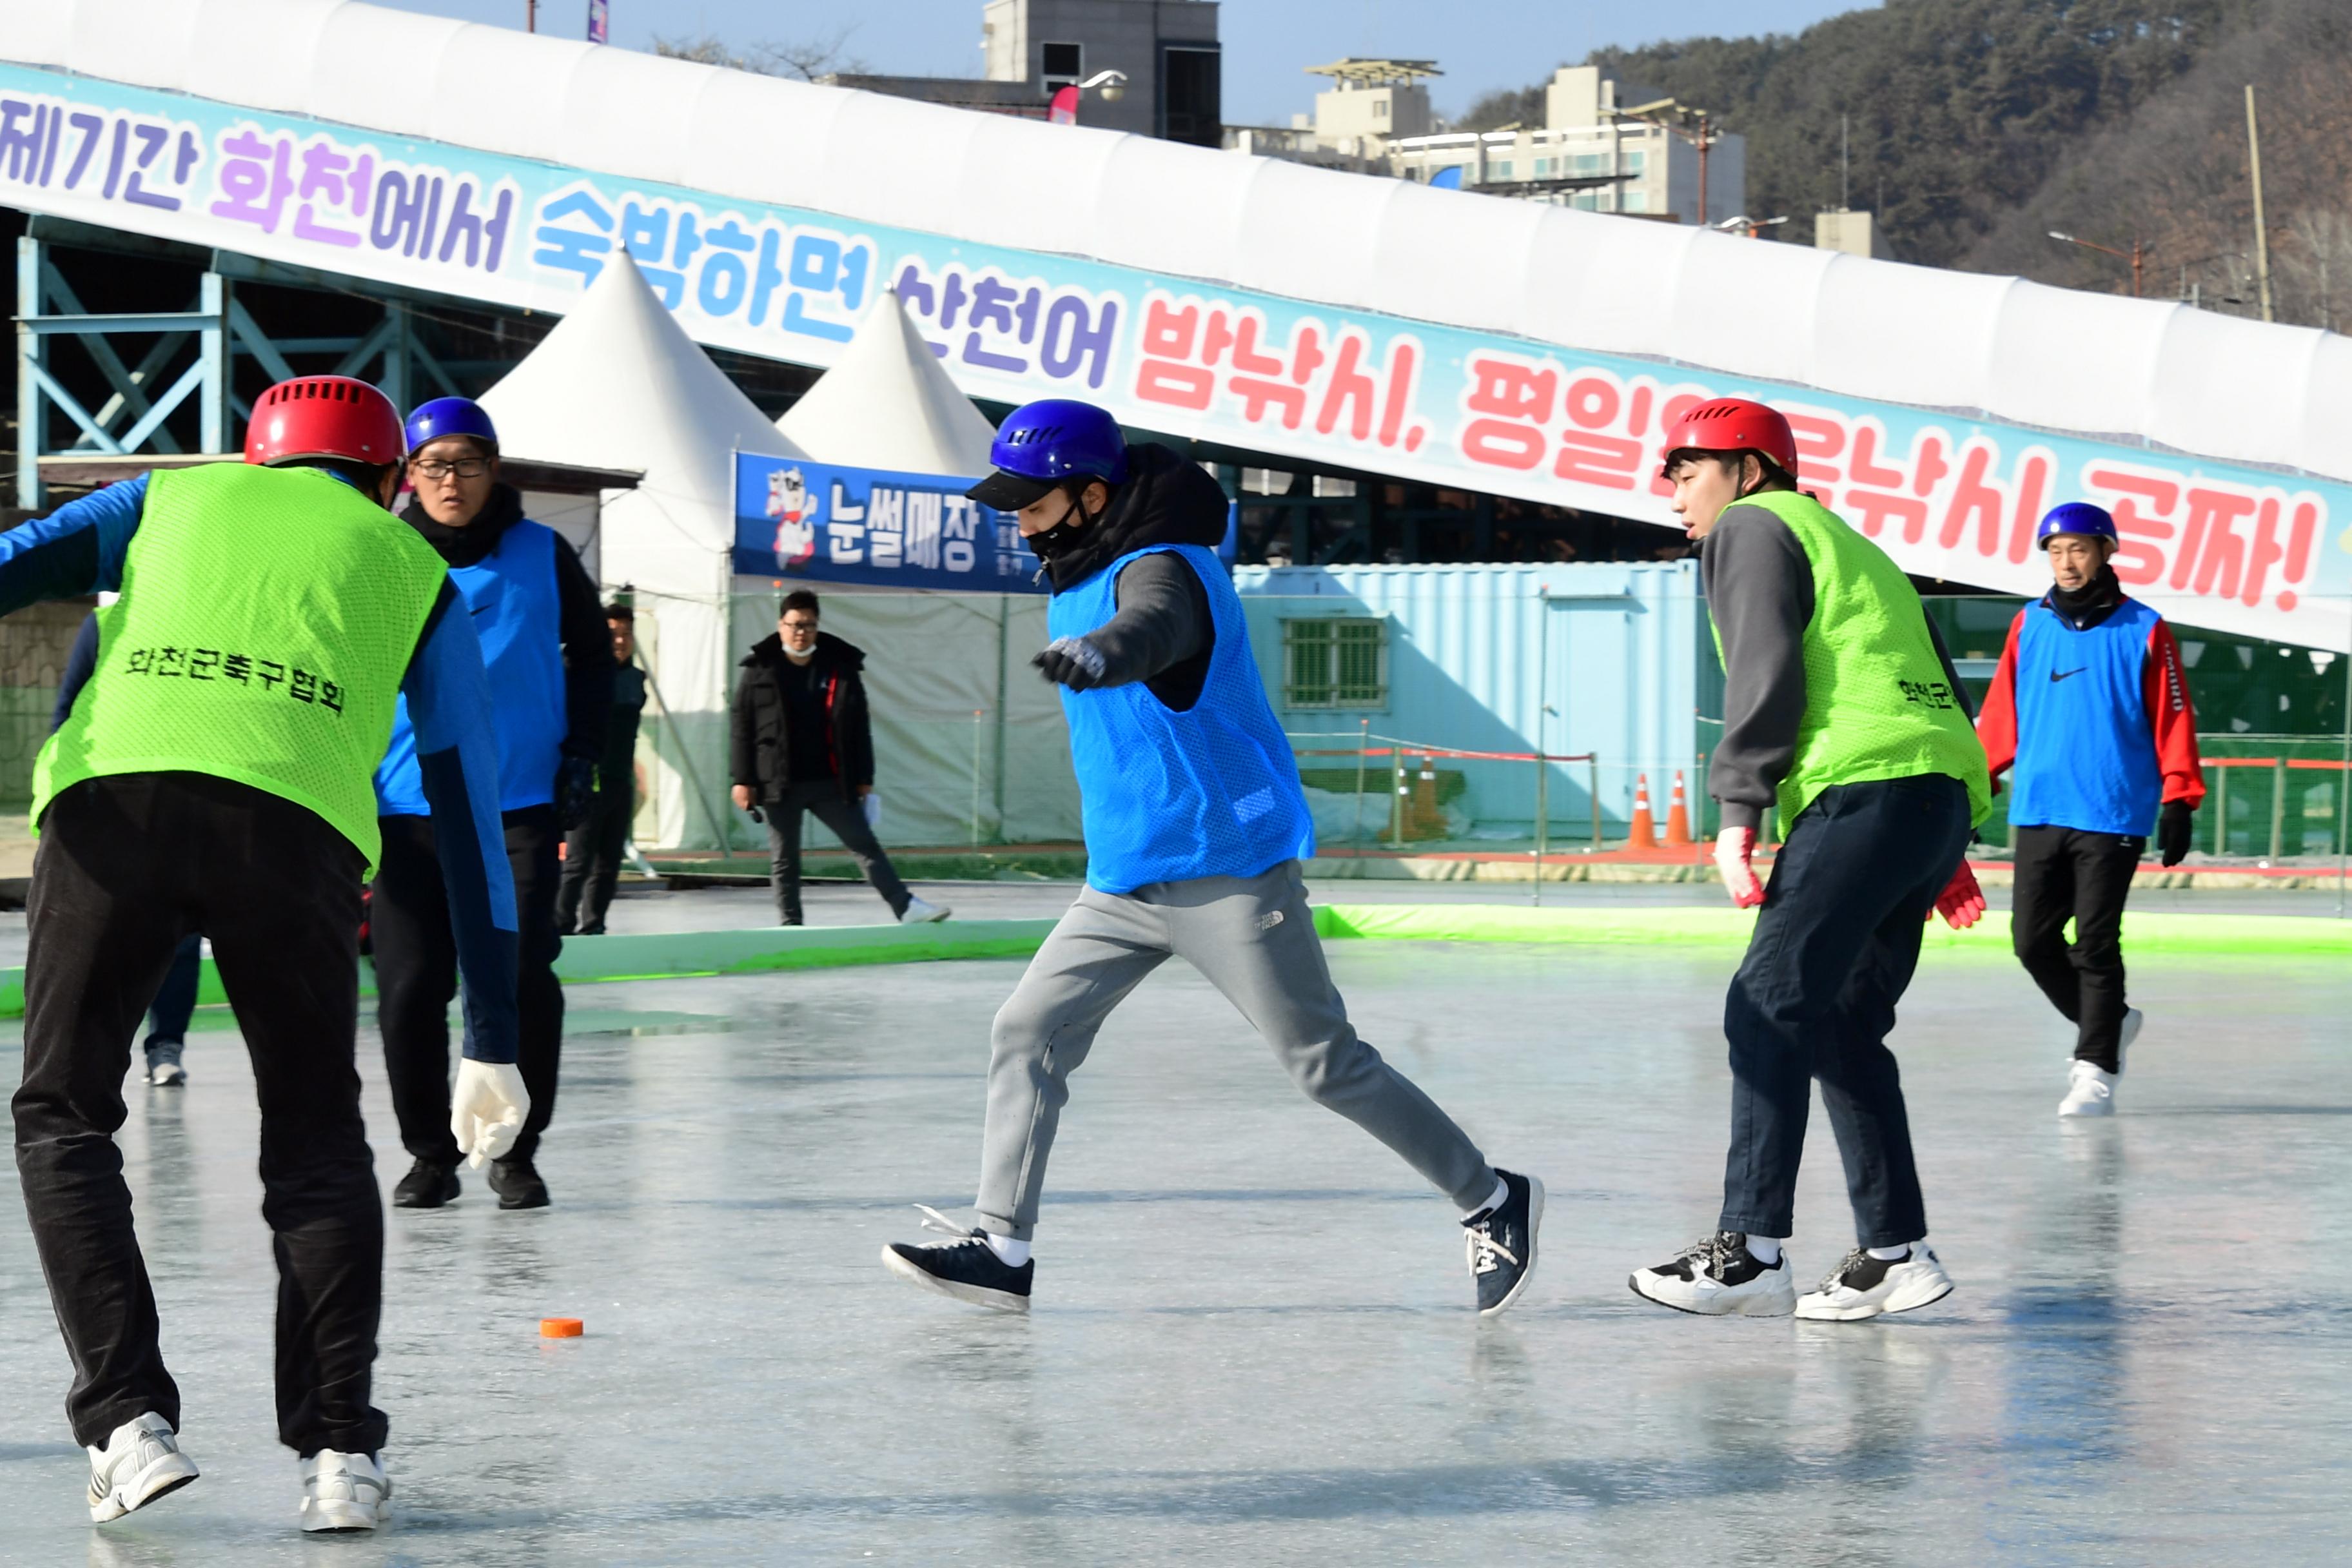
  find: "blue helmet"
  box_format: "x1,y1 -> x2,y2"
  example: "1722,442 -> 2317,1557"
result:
2036,502 -> 2117,548
404,396 -> 499,456
966,398 -> 1128,509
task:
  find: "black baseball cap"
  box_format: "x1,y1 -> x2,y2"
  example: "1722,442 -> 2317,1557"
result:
966,468 -> 1060,511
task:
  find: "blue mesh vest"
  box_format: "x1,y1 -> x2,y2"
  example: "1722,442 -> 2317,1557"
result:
2008,596 -> 2164,835
1049,544 -> 1315,894
376,518 -> 567,814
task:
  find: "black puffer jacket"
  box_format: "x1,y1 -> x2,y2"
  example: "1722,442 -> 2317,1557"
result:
1043,442 -> 1230,593
729,631 -> 876,801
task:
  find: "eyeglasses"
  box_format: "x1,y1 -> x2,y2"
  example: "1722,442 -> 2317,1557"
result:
410,458 -> 490,480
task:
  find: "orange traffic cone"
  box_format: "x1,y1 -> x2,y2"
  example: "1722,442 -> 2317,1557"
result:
1412,754 -> 1444,838
1665,770 -> 1693,846
1628,772 -> 1658,850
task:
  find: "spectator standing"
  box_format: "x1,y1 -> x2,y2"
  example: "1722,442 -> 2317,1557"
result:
555,601 -> 648,936
729,590 -> 948,926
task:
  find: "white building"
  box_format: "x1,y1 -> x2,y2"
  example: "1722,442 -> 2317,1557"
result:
1233,63 -> 1747,227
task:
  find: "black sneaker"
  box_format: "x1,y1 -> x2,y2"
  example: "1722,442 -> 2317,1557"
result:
1463,1170 -> 1544,1317
487,1155 -> 550,1210
391,1158 -> 459,1210
880,1206 -> 1032,1313
1629,1230 -> 1797,1316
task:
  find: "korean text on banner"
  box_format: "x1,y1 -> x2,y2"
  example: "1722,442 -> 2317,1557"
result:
735,455 -> 1041,594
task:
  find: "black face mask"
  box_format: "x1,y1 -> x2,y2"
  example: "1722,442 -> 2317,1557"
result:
1023,489 -> 1099,562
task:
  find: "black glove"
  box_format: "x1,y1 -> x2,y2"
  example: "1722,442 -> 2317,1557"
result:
2158,798 -> 2193,868
1032,635 -> 1109,691
554,756 -> 596,832
746,803 -> 765,825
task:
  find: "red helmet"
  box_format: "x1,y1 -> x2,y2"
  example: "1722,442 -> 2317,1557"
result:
242,376 -> 406,468
1659,397 -> 1799,477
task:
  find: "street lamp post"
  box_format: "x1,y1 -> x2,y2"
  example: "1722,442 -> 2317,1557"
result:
2048,230 -> 2146,299
1716,214 -> 1788,240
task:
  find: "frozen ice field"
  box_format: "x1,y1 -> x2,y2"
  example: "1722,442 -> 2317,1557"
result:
2,884 -> 2349,1563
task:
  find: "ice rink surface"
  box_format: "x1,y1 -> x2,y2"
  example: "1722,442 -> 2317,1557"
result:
3,886 -> 2349,1563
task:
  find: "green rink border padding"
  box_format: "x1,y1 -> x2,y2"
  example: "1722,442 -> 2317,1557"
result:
1,905 -> 2342,1019
1311,903 -> 2352,957
0,919 -> 1064,1020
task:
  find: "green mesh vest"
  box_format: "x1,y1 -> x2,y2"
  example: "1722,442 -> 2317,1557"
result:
1711,489 -> 1992,828
34,462 -> 448,874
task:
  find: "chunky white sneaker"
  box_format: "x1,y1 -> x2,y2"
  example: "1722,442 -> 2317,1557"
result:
2059,1059 -> 2118,1118
1795,1243 -> 1954,1321
87,1412 -> 199,1523
899,896 -> 952,925
299,1449 -> 390,1533
1629,1231 -> 1796,1317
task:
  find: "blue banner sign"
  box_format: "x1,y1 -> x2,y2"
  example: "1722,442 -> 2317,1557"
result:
733,454 -> 1043,593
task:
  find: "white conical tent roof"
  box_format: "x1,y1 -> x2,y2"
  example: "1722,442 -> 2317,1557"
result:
775,288 -> 997,476
480,250 -> 799,850
481,248 -> 801,564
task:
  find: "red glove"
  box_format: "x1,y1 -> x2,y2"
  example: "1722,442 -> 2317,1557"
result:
1930,859 -> 1986,929
1714,827 -> 1766,909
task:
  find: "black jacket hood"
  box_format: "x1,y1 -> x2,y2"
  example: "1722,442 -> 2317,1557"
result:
743,628 -> 866,671
1046,443 -> 1230,593
401,482 -> 525,569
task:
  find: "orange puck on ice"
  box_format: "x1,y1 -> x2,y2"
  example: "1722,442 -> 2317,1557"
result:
540,1317 -> 583,1338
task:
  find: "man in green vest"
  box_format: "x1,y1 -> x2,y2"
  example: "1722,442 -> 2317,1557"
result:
7,376 -> 524,1536
1627,397 -> 1990,1324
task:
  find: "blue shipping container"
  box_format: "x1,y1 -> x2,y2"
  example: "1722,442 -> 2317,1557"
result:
1233,562 -> 1705,836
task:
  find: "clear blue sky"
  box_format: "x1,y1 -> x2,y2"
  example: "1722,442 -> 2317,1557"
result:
378,1 -> 1876,124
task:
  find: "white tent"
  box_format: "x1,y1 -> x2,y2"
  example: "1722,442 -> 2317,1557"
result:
775,289 -> 999,476
482,250 -> 801,848
745,287 -> 1080,852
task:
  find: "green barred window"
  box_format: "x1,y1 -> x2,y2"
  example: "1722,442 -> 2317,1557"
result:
1282,618 -> 1387,709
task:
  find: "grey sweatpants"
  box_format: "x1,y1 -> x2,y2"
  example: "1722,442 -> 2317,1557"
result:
975,861 -> 1496,1240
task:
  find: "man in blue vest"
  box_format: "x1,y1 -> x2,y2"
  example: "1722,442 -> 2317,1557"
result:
372,398 -> 611,1211
1975,502 -> 2205,1117
881,400 -> 1541,1317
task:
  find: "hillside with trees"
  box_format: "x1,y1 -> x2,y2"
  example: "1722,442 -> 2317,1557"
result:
1465,0 -> 2350,329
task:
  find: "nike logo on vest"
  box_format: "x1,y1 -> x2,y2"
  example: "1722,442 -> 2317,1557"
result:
2049,667 -> 2086,683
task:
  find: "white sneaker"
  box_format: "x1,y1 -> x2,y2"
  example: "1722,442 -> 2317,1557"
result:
300,1449 -> 390,1533
1629,1231 -> 1796,1316
1795,1243 -> 1954,1321
899,896 -> 951,924
2059,1059 -> 2118,1117
87,1412 -> 199,1523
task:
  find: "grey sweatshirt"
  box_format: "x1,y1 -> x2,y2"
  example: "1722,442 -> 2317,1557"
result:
1700,498 -> 1971,832
1081,551 -> 1213,710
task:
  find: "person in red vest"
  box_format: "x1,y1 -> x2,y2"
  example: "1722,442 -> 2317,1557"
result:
1976,502 -> 2205,1118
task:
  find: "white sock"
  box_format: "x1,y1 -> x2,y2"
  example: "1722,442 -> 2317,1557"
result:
1462,1175 -> 1509,1220
983,1232 -> 1030,1268
1745,1235 -> 1783,1266
1867,1241 -> 1914,1262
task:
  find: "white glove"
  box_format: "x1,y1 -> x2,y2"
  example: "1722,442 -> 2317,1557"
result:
862,791 -> 882,830
450,1059 -> 529,1168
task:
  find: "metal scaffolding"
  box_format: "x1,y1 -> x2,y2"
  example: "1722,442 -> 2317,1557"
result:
14,229 -> 470,510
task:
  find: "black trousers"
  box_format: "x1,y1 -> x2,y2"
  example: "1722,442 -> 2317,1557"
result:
1720,775 -> 1972,1248
555,779 -> 632,936
373,807 -> 563,1166
2010,824 -> 2141,1073
764,778 -> 910,924
14,772 -> 384,1455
